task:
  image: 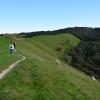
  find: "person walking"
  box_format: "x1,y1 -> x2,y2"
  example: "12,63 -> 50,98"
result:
13,42 -> 16,49
9,43 -> 14,54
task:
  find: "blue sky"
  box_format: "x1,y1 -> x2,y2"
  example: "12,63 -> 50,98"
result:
0,0 -> 100,33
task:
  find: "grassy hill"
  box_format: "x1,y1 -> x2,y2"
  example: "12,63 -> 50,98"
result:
0,33 -> 100,100
0,36 -> 21,71
25,33 -> 80,57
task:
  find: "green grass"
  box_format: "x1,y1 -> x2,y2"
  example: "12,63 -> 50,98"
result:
0,36 -> 21,71
25,33 -> 80,58
0,34 -> 100,100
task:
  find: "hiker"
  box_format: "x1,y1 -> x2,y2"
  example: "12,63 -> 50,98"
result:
9,43 -> 14,54
13,42 -> 16,49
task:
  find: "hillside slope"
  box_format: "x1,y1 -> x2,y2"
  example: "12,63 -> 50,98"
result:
18,27 -> 100,78
0,34 -> 100,100
0,36 -> 21,71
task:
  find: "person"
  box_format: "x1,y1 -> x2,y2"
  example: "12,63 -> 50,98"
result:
9,43 -> 14,54
13,42 -> 16,49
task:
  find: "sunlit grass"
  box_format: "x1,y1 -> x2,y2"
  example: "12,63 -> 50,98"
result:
0,34 -> 100,100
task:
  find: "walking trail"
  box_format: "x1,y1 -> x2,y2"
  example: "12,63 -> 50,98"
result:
0,55 -> 26,80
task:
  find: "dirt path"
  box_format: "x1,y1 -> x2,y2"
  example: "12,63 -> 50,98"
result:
0,55 -> 26,80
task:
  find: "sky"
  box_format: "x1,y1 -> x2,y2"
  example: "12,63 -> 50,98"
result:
0,0 -> 100,33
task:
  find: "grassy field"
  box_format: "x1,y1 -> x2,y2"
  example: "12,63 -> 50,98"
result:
0,36 -> 21,71
26,33 -> 80,57
0,34 -> 100,100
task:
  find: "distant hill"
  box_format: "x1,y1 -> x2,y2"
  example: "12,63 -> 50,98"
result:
17,27 -> 100,80
18,27 -> 100,40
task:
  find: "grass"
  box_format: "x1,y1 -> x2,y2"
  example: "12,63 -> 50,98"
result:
26,33 -> 80,57
0,33 -> 100,100
0,36 -> 21,71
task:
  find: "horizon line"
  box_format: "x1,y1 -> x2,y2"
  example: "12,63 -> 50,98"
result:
0,26 -> 100,34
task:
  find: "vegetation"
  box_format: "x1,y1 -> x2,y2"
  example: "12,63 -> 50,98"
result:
18,27 -> 100,41
0,36 -> 21,71
67,40 -> 100,79
0,33 -> 100,100
25,33 -> 80,57
19,27 -> 100,79
62,27 -> 100,80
